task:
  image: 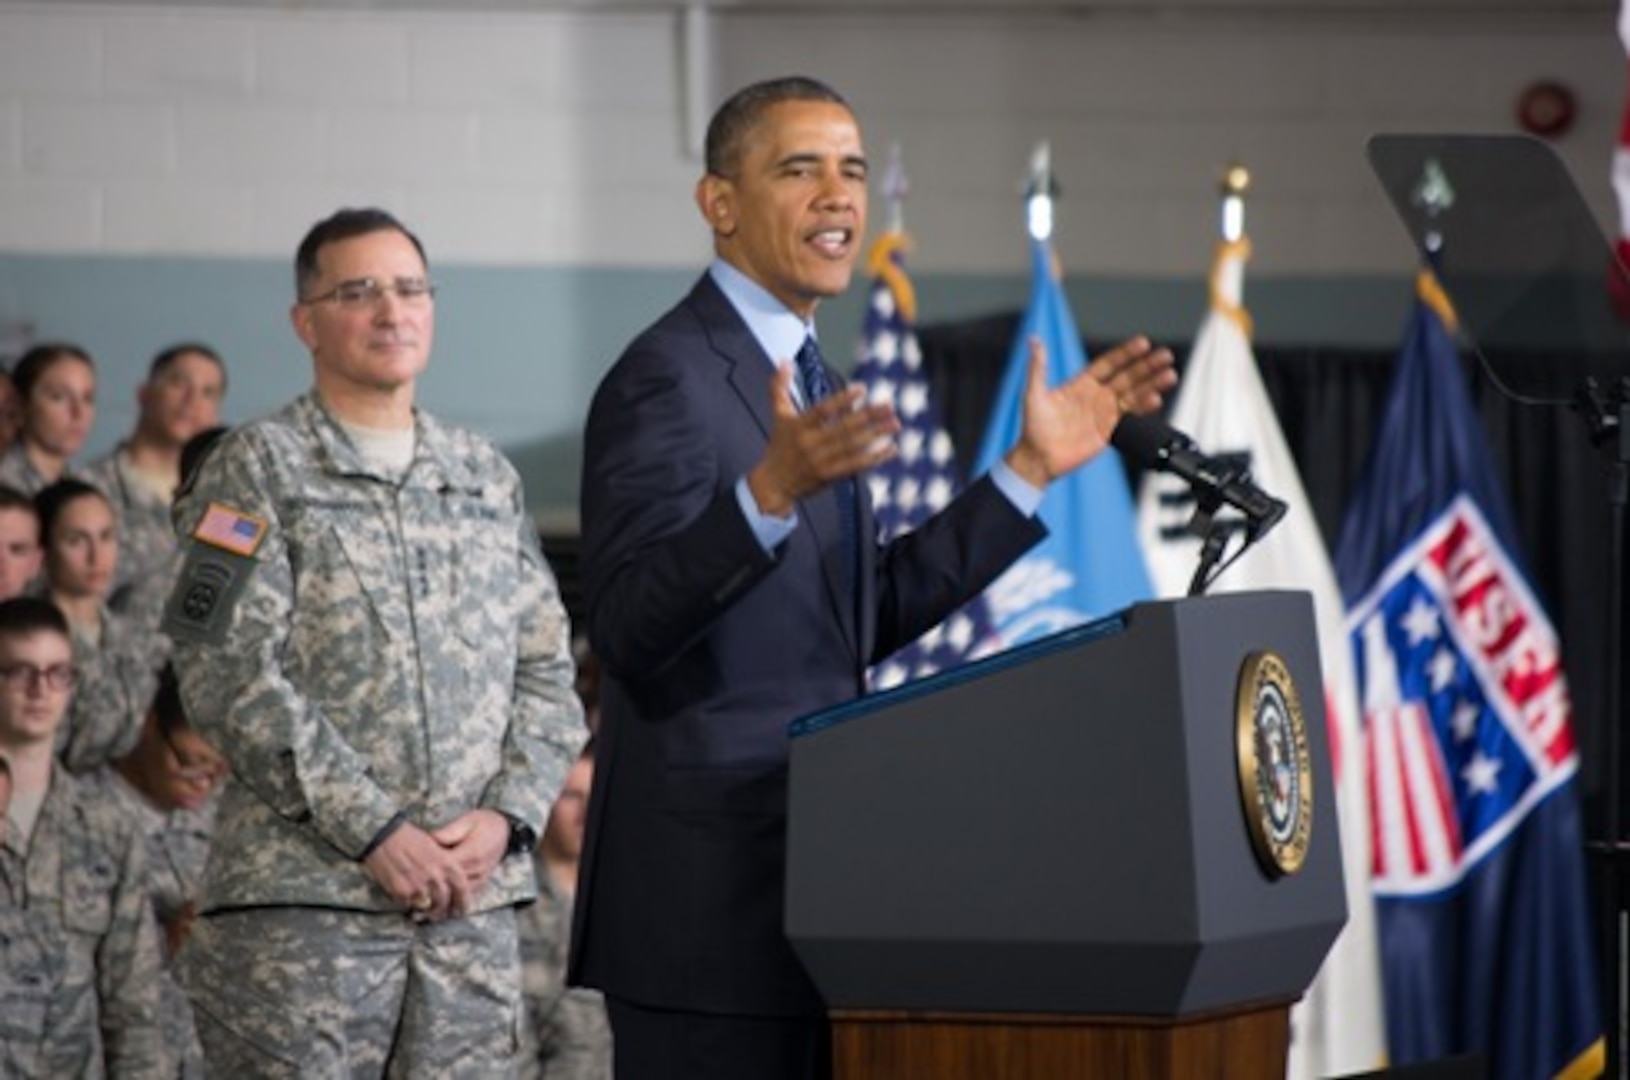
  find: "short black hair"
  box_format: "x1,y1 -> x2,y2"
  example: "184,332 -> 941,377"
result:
34,479 -> 109,547
0,485 -> 37,522
11,343 -> 93,401
148,342 -> 228,395
294,207 -> 428,301
178,425 -> 231,500
0,596 -> 69,643
704,76 -> 851,178
151,665 -> 188,740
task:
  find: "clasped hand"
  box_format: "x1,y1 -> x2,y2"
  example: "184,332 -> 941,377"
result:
362,809 -> 511,923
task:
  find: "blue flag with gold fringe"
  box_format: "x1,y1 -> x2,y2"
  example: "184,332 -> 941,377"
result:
1334,272 -> 1604,1080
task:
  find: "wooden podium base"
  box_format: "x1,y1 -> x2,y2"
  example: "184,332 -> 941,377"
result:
830,1000 -> 1292,1080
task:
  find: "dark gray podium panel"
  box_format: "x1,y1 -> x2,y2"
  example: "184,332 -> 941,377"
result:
785,590 -> 1346,1017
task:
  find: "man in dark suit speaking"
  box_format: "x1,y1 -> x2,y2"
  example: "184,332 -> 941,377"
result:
571,75 -> 1176,1080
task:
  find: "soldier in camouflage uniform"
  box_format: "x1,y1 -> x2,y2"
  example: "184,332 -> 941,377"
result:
163,206 -> 585,1078
0,485 -> 43,601
34,479 -> 167,773
0,898 -> 98,1077
82,343 -> 227,637
0,344 -> 96,496
518,744 -> 611,1080
0,366 -> 22,452
0,597 -> 166,1078
0,754 -> 97,1079
93,666 -> 225,1079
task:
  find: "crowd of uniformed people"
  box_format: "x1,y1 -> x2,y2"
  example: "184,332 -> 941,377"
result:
0,341 -> 609,1078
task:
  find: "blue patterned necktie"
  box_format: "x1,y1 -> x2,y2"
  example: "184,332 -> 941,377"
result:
795,336 -> 859,594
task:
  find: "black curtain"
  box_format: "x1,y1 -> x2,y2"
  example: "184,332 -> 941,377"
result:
918,313 -> 1622,817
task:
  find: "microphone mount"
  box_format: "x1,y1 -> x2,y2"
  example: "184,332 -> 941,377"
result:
1113,415 -> 1289,596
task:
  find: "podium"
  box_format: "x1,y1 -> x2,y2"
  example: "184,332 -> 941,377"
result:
785,590 -> 1347,1079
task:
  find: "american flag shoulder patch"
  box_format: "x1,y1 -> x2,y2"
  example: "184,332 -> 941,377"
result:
192,502 -> 268,557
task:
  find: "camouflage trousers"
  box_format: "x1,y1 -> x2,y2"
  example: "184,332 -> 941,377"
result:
176,906 -> 522,1079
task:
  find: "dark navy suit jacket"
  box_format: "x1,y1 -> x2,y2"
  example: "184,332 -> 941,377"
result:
569,274 -> 1045,1017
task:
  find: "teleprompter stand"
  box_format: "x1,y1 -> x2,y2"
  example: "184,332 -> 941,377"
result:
1369,132 -> 1630,1079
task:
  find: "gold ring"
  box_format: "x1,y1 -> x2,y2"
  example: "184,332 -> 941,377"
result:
1117,395 -> 1132,415
411,892 -> 432,911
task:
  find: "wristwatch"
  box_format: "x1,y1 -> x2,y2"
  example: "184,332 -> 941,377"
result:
499,812 -> 537,858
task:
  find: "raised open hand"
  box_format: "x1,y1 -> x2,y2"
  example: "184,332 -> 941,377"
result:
1004,335 -> 1177,488
746,362 -> 901,517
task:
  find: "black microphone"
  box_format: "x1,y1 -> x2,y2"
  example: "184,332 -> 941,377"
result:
1112,415 -> 1288,537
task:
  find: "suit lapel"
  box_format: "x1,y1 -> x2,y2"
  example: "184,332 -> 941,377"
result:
685,276 -> 863,662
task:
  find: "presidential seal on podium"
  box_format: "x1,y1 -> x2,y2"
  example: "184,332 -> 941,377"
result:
1236,650 -> 1313,878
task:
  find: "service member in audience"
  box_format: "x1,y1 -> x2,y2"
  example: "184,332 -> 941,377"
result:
93,666 -> 225,1079
520,741 -> 611,1080
0,485 -> 42,601
35,479 -> 165,774
0,365 -> 24,452
164,206 -> 585,1076
0,751 -> 97,1079
0,344 -> 96,496
83,343 -> 227,632
0,596 -> 165,1076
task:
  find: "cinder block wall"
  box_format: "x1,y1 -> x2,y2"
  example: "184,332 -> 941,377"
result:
0,2 -> 1613,510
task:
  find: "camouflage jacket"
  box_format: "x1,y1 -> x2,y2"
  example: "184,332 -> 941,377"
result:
517,870 -> 611,1080
0,768 -> 166,1078
163,391 -> 584,913
89,770 -> 215,1079
57,604 -> 168,775
82,446 -> 182,635
0,906 -> 97,1079
0,441 -> 77,497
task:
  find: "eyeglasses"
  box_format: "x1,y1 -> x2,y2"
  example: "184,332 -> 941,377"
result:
300,277 -> 436,309
0,664 -> 75,692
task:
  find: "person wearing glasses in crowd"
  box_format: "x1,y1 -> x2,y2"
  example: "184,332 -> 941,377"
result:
81,665 -> 226,1079
83,344 -> 227,635
0,344 -> 96,496
0,596 -> 165,1076
34,480 -> 165,774
161,206 -> 585,1076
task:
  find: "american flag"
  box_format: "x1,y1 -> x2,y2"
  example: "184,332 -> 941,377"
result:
193,502 -> 266,556
852,231 -> 997,690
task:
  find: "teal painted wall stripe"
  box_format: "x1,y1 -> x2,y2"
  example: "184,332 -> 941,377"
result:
0,254 -> 1412,511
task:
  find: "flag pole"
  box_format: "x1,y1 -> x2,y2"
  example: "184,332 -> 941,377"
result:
1213,163 -> 1254,341
1220,162 -> 1249,243
1025,140 -> 1056,245
883,141 -> 907,237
